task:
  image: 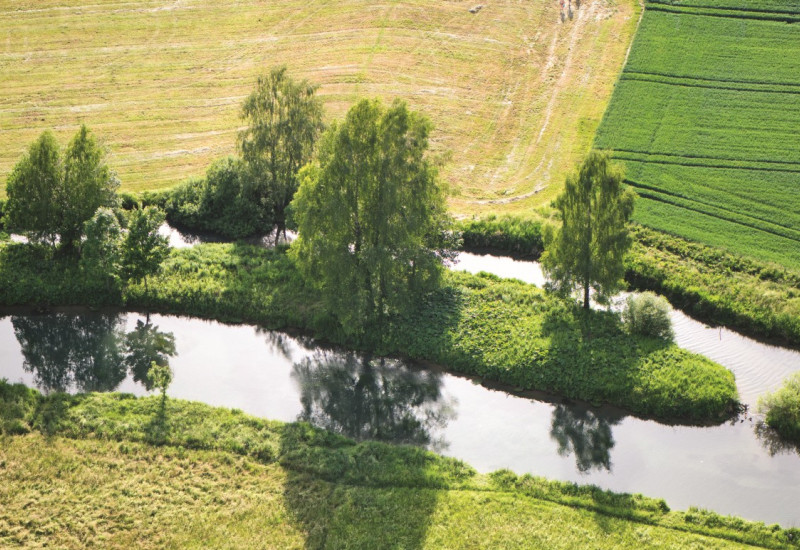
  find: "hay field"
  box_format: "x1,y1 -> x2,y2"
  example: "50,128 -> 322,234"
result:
0,0 -> 639,214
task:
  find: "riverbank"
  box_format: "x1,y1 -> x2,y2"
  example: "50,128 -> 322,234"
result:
1,382 -> 797,548
458,218 -> 800,349
0,240 -> 737,423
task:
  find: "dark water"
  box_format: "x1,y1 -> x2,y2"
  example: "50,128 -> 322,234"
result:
2,252 -> 800,526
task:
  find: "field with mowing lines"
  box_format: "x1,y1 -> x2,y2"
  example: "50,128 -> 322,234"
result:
595,0 -> 800,269
0,0 -> 639,215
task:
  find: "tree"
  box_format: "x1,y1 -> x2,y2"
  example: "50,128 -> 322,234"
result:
542,151 -> 635,309
290,98 -> 454,339
239,66 -> 324,241
121,206 -> 169,292
80,207 -> 123,292
4,131 -> 62,245
4,126 -> 118,250
60,125 -> 120,249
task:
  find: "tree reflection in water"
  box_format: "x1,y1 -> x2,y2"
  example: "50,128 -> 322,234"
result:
291,351 -> 456,451
124,319 -> 177,390
550,404 -> 621,473
13,314 -> 127,393
754,420 -> 800,458
12,314 -> 177,394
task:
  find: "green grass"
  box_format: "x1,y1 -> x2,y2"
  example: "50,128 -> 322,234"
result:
594,2 -> 800,269
2,382 -> 798,548
0,0 -> 639,215
0,240 -> 739,422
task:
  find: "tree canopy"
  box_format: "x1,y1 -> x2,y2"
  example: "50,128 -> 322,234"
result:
239,65 -> 324,240
542,151 -> 635,309
5,126 -> 118,249
121,206 -> 170,291
290,98 -> 453,340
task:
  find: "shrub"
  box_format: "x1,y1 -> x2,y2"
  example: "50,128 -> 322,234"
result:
758,372 -> 800,443
622,291 -> 674,341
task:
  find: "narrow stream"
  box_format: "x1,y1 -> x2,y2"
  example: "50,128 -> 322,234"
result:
2,241 -> 799,526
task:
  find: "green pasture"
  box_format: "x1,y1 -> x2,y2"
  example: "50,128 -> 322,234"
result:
596,2 -> 800,269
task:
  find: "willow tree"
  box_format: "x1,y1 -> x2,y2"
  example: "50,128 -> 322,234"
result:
542,151 -> 636,309
290,99 -> 453,340
238,66 -> 324,241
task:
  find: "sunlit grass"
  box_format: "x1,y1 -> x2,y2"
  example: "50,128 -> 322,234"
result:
0,0 -> 639,215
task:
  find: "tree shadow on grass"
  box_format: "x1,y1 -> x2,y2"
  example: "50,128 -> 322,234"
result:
279,422 -> 471,549
539,302 -> 678,419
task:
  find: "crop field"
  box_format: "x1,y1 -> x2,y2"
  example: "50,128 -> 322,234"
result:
0,0 -> 639,215
595,0 -> 800,269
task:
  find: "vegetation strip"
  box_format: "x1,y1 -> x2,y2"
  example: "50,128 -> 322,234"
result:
457,217 -> 800,348
0,239 -> 738,423
1,383 -> 798,548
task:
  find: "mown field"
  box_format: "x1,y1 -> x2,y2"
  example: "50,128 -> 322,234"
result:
2,385 -> 798,549
595,0 -> 800,269
0,0 -> 639,215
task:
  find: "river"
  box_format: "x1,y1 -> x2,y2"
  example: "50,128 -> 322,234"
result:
1,243 -> 799,526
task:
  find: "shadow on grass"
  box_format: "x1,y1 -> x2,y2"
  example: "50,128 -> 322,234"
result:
145,394 -> 170,445
278,420 -> 477,549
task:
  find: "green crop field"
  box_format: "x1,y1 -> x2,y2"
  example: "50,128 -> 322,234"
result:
0,0 -> 640,215
595,0 -> 800,269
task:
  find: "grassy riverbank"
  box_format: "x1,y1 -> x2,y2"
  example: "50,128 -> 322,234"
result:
0,240 -> 737,422
458,218 -> 800,348
1,382 -> 797,549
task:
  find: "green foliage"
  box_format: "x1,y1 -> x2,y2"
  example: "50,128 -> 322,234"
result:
457,214 -> 543,257
542,151 -> 636,309
4,131 -> 63,245
0,240 -> 738,421
291,98 -> 454,340
120,206 -> 169,290
80,207 -> 123,293
60,125 -> 120,248
4,126 -> 118,250
595,4 -> 800,269
758,373 -> 800,444
623,292 -> 674,341
239,65 -> 324,238
146,361 -> 173,398
163,157 -> 263,239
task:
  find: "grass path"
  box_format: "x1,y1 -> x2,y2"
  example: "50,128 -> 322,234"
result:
0,0 -> 639,214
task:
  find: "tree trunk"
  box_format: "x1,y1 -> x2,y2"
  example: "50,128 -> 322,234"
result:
583,282 -> 590,309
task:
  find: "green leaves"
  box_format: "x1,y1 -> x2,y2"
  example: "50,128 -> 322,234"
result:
291,99 -> 452,340
542,151 -> 636,309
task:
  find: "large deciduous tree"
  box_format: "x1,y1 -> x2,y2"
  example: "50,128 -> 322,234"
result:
238,66 -> 324,241
4,126 -> 118,250
290,98 -> 454,339
542,151 -> 636,309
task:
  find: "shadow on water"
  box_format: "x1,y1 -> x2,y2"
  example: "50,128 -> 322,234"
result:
291,351 -> 456,453
124,319 -> 177,390
11,313 -> 176,394
550,403 -> 623,473
754,421 -> 800,458
12,313 -> 128,393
